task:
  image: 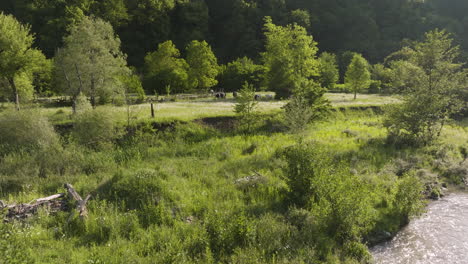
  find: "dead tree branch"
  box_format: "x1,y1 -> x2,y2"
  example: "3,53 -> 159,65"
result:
1,183 -> 92,222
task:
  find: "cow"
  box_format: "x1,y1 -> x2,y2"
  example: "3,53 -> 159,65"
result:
215,92 -> 226,99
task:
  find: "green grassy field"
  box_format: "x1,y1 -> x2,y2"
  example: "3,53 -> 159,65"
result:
0,95 -> 466,264
34,93 -> 400,124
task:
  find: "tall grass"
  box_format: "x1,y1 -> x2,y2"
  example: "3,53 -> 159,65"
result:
0,106 -> 466,263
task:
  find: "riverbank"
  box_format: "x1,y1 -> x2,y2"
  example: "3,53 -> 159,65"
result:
372,192 -> 468,264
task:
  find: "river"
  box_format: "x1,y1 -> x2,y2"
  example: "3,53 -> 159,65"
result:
371,192 -> 468,264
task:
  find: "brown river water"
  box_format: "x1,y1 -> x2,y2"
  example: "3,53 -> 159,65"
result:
371,192 -> 468,264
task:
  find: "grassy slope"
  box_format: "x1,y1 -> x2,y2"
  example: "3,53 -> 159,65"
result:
0,94 -> 467,263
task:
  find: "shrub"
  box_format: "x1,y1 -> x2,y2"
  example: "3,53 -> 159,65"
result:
253,214 -> 296,257
281,143 -> 377,246
71,109 -> 123,150
393,173 -> 425,226
279,142 -> 328,207
384,99 -> 445,146
443,163 -> 468,185
0,109 -> 59,154
283,95 -> 314,133
74,93 -> 92,113
99,169 -> 175,227
234,82 -> 259,133
334,83 -> 348,93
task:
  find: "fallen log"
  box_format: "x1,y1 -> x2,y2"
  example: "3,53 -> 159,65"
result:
2,194 -> 67,222
1,183 -> 91,222
64,183 -> 91,218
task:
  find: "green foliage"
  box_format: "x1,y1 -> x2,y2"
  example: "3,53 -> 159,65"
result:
3,0 -> 468,71
282,78 -> 330,134
289,9 -> 311,29
218,57 -> 265,92
345,54 -> 371,99
280,142 -> 379,248
319,52 -> 339,90
144,40 -> 189,94
384,29 -> 466,145
74,93 -> 92,114
393,173 -> 425,225
280,142 -> 326,207
370,63 -> 392,94
0,109 -> 59,155
71,109 -> 123,150
100,169 -> 175,227
55,16 -> 130,109
120,72 -> 146,102
0,107 -> 462,263
338,51 -> 358,83
234,82 -> 258,133
186,40 -> 219,92
0,223 -> 34,264
283,95 -> 314,134
0,12 -> 47,109
172,0 -> 210,49
262,17 -> 320,99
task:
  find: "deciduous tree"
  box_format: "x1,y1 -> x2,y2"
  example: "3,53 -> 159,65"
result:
144,40 -> 189,94
186,40 -> 219,92
384,29 -> 467,145
218,57 -> 265,92
0,12 -> 47,110
319,52 -> 339,90
55,16 -> 130,111
345,54 -> 371,99
262,17 -> 320,99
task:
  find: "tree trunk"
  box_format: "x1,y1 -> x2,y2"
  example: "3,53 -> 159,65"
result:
72,95 -> 77,114
62,68 -> 76,113
8,78 -> 20,111
90,77 -> 96,109
354,90 -> 357,100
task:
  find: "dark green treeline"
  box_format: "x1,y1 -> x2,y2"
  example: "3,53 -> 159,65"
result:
1,0 -> 467,67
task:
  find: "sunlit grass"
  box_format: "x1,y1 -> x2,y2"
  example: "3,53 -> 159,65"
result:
16,93 -> 399,124
1,103 -> 467,263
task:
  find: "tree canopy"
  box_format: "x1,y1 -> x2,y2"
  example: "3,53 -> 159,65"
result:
55,16 -> 130,110
345,54 -> 371,99
384,29 -> 467,144
0,12 -> 46,110
186,40 -> 219,92
262,17 -> 320,99
0,0 -> 467,69
144,40 -> 189,95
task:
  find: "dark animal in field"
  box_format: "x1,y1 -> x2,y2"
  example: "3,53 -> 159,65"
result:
233,91 -> 238,98
215,92 -> 226,99
254,94 -> 261,100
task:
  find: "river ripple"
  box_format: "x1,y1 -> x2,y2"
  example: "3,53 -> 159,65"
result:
372,193 -> 468,264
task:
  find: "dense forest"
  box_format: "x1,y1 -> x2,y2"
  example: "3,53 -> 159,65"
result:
1,0 -> 468,65
1,0 -> 468,100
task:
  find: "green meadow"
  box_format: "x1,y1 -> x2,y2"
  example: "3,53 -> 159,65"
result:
1,94 -> 466,263
34,93 -> 400,124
